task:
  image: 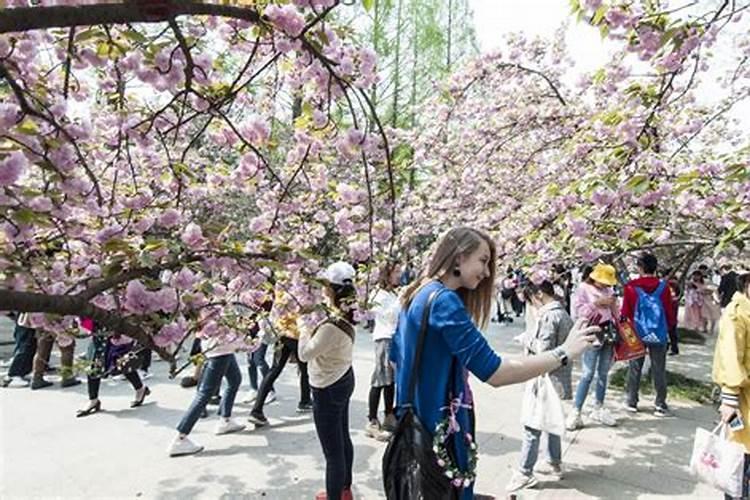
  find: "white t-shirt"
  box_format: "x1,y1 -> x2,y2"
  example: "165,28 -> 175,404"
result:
370,289 -> 400,341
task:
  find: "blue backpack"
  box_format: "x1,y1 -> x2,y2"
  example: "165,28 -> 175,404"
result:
633,280 -> 669,345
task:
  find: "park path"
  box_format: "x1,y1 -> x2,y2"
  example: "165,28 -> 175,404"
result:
0,317 -> 720,499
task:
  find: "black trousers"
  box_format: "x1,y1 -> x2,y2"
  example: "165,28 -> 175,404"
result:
252,337 -> 311,414
7,325 -> 36,378
87,371 -> 142,400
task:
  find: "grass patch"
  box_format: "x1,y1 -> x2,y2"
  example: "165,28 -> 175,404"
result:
677,327 -> 707,345
610,366 -> 716,404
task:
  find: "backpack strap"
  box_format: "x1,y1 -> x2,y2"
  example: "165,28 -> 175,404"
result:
651,280 -> 667,297
404,288 -> 444,408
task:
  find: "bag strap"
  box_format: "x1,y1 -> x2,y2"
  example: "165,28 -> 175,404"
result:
651,280 -> 667,297
405,288 -> 444,407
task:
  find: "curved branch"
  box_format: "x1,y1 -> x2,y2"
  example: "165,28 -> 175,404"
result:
0,2 -> 262,34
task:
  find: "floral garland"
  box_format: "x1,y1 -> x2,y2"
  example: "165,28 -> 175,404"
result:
433,397 -> 478,489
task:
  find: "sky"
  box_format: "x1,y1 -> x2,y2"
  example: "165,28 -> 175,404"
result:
468,0 -> 616,75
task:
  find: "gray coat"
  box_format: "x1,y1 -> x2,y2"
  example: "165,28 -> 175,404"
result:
525,301 -> 574,399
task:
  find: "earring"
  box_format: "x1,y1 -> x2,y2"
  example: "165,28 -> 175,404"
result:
452,268 -> 461,277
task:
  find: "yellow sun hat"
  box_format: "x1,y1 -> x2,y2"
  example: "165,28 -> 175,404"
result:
590,263 -> 618,286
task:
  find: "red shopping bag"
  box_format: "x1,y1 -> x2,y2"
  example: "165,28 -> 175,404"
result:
614,317 -> 647,362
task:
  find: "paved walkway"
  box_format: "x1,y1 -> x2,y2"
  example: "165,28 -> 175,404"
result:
0,318 -> 720,499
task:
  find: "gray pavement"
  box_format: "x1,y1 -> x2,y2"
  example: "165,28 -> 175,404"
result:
0,318 -> 721,499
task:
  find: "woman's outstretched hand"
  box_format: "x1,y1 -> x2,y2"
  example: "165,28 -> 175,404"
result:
562,319 -> 599,359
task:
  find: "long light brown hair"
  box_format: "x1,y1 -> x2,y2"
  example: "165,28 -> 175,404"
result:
401,226 -> 497,328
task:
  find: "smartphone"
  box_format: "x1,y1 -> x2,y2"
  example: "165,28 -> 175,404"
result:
729,414 -> 745,432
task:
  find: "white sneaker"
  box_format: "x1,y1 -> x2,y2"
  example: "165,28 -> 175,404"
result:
549,463 -> 564,481
215,418 -> 246,435
565,409 -> 583,431
6,376 -> 30,388
168,436 -> 204,457
591,405 -> 617,427
265,390 -> 277,404
243,390 -> 258,404
506,471 -> 538,492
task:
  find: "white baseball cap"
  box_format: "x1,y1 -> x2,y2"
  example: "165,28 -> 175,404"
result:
320,261 -> 356,285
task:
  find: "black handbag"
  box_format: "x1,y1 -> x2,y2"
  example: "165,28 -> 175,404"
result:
382,290 -> 460,500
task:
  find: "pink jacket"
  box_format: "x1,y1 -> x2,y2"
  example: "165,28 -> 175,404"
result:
573,282 -> 618,323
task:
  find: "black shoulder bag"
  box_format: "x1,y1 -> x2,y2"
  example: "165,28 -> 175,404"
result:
382,290 -> 459,500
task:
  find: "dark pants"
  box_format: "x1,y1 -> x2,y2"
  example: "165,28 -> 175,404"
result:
33,334 -> 75,380
252,337 -> 311,414
247,343 -> 272,391
141,348 -> 152,372
726,453 -> 750,499
368,384 -> 394,421
7,325 -> 37,378
88,371 -> 142,400
177,354 -> 242,435
626,344 -> 668,408
312,368 -> 355,499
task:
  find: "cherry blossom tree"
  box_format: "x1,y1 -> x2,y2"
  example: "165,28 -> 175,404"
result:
0,0 -> 397,371
400,0 -> 749,275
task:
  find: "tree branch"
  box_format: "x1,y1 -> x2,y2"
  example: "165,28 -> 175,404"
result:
0,2 -> 262,34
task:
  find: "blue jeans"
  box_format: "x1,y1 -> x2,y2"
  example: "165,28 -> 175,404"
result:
574,343 -> 614,410
312,368 -> 355,499
247,343 -> 271,391
626,344 -> 668,408
519,426 -> 561,475
7,324 -> 36,378
176,354 -> 242,435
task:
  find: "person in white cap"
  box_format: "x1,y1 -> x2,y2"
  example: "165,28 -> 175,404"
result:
298,261 -> 357,500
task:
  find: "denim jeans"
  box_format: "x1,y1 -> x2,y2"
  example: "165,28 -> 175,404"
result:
7,324 -> 36,378
574,343 -> 614,410
176,354 -> 242,435
312,368 -> 355,499
519,426 -> 561,475
626,344 -> 668,408
247,343 -> 271,391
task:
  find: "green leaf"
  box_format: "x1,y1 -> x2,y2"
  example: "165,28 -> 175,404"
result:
102,238 -> 134,254
362,0 -> 375,11
122,29 -> 148,45
592,5 -> 607,25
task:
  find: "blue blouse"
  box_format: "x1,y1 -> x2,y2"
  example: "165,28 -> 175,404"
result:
390,281 -> 502,499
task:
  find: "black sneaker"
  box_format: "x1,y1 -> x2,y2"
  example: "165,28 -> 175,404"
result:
31,378 -> 54,390
248,411 -> 268,427
296,402 -> 313,413
654,405 -> 673,417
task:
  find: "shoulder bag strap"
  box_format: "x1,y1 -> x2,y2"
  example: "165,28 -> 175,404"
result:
405,288 -> 444,407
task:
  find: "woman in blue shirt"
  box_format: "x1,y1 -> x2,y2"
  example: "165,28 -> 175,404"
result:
391,227 -> 596,499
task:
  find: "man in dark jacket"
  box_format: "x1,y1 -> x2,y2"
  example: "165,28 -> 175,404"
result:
621,253 -> 677,417
718,264 -> 739,309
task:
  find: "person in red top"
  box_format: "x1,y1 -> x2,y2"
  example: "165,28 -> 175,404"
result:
620,253 -> 677,417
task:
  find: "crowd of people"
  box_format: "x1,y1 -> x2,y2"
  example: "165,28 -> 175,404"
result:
2,225 -> 748,500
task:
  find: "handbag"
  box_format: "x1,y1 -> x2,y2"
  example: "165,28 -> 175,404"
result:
689,423 -> 745,498
382,289 -> 459,500
520,374 -> 566,436
613,317 -> 647,362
